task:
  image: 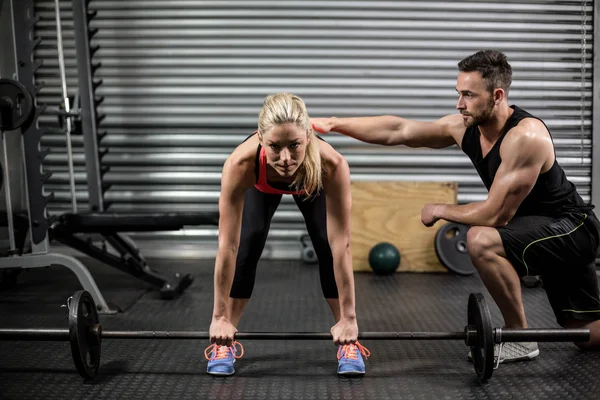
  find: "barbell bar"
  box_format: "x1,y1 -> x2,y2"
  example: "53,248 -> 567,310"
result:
0,328 -> 467,341
0,290 -> 590,383
0,328 -> 584,342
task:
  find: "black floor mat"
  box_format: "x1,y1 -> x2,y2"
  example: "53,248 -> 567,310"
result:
1,259 -> 599,400
0,255 -> 168,317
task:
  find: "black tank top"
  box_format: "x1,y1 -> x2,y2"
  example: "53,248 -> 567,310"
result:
461,105 -> 593,217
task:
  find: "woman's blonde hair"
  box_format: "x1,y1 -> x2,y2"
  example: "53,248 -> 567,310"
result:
258,92 -> 322,199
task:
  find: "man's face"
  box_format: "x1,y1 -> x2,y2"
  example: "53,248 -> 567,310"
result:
455,71 -> 496,127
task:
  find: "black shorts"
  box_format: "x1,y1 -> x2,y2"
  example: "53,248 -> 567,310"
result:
497,211 -> 600,326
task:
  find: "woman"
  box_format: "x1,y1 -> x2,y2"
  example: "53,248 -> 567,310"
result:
204,93 -> 370,376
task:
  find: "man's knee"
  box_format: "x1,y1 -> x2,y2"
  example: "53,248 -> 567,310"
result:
466,226 -> 501,262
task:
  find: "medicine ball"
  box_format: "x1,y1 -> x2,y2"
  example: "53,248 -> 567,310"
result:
368,242 -> 401,275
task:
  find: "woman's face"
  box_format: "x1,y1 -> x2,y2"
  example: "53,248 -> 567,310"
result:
260,123 -> 309,178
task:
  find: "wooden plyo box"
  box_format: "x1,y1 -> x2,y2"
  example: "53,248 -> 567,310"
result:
350,181 -> 457,273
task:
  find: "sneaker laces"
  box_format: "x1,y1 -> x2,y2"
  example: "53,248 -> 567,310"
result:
337,341 -> 370,361
204,341 -> 244,361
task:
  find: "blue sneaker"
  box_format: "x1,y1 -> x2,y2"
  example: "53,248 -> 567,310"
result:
337,341 -> 370,375
204,342 -> 244,376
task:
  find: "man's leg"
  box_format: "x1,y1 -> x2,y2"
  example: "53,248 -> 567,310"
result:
563,320 -> 600,349
466,221 -> 542,363
466,226 -> 528,328
472,213 -> 600,353
543,258 -> 600,350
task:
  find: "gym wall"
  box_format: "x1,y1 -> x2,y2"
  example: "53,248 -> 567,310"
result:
33,1 -> 593,259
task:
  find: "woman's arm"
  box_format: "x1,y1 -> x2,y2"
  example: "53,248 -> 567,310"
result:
210,155 -> 253,346
323,154 -> 358,342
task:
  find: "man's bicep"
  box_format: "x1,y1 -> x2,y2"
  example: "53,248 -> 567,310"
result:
487,150 -> 543,222
489,163 -> 539,202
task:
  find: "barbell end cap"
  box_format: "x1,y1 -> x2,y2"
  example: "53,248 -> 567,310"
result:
494,328 -> 502,344
88,324 -> 103,345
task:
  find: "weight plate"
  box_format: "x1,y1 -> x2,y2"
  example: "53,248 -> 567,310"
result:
0,78 -> 34,131
435,222 -> 476,276
468,292 -> 494,382
69,290 -> 101,379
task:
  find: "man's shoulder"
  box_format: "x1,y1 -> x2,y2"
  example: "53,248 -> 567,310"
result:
507,117 -> 549,140
436,114 -> 468,147
501,118 -> 554,164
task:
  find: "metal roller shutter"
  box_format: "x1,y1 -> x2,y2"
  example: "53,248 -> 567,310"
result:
34,0 -> 593,258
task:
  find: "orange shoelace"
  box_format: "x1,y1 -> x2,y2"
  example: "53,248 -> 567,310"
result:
337,341 -> 370,361
204,341 -> 245,361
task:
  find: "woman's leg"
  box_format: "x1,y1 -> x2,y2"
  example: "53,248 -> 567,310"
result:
229,187 -> 282,326
294,191 -> 339,322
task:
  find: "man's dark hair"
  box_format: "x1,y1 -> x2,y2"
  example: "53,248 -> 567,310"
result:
458,50 -> 512,94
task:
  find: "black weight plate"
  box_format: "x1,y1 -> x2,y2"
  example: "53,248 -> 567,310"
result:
69,290 -> 101,379
435,222 -> 476,276
0,78 -> 34,131
468,292 -> 494,382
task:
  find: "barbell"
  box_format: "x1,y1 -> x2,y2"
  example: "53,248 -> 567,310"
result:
0,78 -> 79,131
0,78 -> 35,131
0,290 -> 589,382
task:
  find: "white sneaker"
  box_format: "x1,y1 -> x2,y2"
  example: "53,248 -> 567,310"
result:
468,342 -> 539,364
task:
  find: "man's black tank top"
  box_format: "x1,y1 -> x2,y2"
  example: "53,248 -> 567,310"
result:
460,105 -> 593,217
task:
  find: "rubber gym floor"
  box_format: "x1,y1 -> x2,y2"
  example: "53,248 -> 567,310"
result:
1,258 -> 599,400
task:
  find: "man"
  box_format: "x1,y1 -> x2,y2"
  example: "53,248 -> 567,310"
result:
311,49 -> 600,363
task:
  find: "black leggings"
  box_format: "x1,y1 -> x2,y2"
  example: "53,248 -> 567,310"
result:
230,186 -> 338,299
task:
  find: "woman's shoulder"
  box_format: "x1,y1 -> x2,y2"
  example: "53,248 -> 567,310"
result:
317,137 -> 349,185
318,137 -> 346,168
222,134 -> 259,183
230,132 -> 259,162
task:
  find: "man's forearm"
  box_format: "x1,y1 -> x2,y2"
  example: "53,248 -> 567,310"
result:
212,250 -> 236,319
331,244 -> 357,320
329,116 -> 406,146
435,202 -> 506,227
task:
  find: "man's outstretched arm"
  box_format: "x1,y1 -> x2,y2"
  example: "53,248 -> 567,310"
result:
312,114 -> 463,149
